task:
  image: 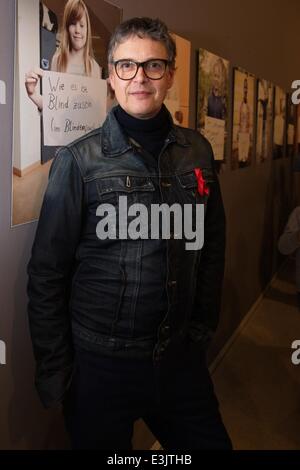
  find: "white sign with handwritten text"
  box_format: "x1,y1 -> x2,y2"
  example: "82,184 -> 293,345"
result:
42,71 -> 107,146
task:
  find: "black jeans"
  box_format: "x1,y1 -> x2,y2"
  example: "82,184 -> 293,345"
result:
63,342 -> 232,450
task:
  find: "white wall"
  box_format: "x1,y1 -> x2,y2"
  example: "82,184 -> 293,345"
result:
0,79 -> 6,104
14,0 -> 41,171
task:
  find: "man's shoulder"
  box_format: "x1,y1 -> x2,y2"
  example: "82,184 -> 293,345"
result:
55,127 -> 104,176
172,125 -> 215,171
174,125 -> 214,160
64,127 -> 104,159
66,127 -> 103,151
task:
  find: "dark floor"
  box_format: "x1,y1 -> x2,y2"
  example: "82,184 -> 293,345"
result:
133,258 -> 300,450
212,258 -> 300,449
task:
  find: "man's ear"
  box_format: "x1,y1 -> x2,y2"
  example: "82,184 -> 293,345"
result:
106,79 -> 115,99
108,67 -> 115,91
167,67 -> 176,90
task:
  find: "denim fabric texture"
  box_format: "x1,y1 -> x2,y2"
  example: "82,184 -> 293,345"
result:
27,107 -> 226,408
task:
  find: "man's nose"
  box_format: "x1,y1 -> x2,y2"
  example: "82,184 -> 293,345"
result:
133,64 -> 148,83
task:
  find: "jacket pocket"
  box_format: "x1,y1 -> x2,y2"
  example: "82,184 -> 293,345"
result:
95,176 -> 156,239
96,175 -> 155,203
176,168 -> 215,204
176,170 -> 201,204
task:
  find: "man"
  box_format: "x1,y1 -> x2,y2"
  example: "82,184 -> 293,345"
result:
207,58 -> 226,120
27,17 -> 232,450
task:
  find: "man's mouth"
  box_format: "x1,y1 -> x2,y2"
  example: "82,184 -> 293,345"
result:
130,91 -> 152,97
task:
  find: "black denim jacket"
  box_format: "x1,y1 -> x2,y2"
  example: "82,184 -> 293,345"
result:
27,107 -> 226,408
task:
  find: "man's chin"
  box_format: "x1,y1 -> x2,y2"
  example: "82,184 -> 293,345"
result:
124,104 -> 161,119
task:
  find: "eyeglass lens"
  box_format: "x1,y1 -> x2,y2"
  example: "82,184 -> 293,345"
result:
115,60 -> 167,80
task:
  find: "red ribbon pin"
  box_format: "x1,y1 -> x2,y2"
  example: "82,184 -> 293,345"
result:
194,168 -> 210,196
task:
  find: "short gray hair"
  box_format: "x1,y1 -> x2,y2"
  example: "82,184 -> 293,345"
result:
108,17 -> 177,68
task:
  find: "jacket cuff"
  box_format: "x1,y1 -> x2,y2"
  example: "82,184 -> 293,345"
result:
35,364 -> 74,409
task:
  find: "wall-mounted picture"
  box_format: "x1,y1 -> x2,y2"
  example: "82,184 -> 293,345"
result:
272,86 -> 286,159
196,48 -> 229,161
256,79 -> 274,163
286,94 -> 296,158
12,0 -> 122,227
231,68 -> 255,169
164,33 -> 191,128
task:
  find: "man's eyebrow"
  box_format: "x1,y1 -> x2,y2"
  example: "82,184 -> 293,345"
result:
113,57 -> 168,62
113,58 -> 135,62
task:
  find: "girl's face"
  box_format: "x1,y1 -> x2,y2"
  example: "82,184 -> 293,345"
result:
68,13 -> 87,51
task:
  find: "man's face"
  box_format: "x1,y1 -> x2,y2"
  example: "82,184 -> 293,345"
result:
109,36 -> 175,119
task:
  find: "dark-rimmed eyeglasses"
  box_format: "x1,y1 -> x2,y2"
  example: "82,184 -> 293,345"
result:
112,59 -> 171,80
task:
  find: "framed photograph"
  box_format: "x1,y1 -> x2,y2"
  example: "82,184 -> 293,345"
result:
255,79 -> 274,163
272,86 -> 287,159
196,48 -> 229,161
12,0 -> 122,227
164,33 -> 191,128
231,68 -> 255,169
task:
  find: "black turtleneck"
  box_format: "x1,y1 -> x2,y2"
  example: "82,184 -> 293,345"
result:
114,104 -> 172,161
113,105 -> 170,332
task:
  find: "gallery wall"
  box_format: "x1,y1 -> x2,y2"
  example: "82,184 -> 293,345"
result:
1,0 -> 300,450
14,0 -> 41,173
108,0 -> 300,358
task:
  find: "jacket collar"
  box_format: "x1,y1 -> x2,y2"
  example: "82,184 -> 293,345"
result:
101,105 -> 191,156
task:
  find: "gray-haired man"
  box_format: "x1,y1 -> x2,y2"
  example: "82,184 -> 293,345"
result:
27,17 -> 232,450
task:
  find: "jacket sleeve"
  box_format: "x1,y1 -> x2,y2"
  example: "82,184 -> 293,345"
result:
189,148 -> 226,346
278,208 -> 300,255
27,146 -> 84,408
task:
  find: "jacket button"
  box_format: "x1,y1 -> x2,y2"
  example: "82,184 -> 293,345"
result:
168,280 -> 177,287
161,325 -> 170,335
161,181 -> 171,188
155,345 -> 163,356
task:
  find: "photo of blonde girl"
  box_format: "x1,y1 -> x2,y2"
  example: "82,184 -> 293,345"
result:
25,0 -> 102,111
13,0 -> 121,227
